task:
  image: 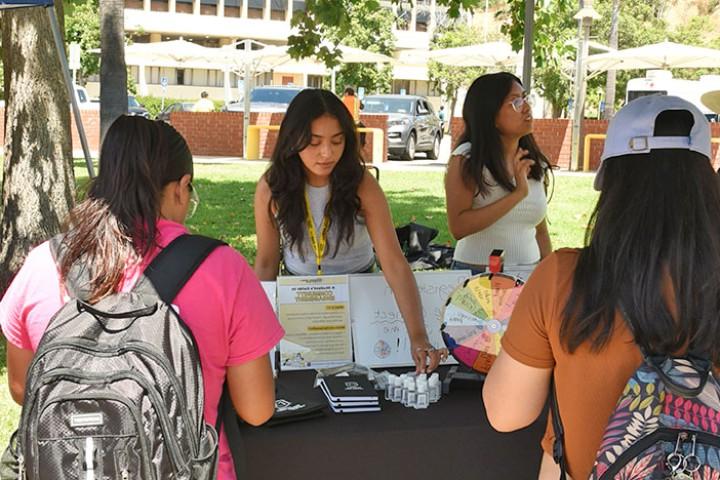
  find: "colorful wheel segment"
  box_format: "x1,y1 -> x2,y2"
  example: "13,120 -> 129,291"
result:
441,273 -> 524,373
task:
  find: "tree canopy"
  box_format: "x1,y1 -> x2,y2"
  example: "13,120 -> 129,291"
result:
288,0 -> 484,66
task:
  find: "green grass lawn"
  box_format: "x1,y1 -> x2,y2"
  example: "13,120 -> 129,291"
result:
0,164 -> 597,448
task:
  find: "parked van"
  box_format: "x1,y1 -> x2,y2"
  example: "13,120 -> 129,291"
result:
626,70 -> 720,120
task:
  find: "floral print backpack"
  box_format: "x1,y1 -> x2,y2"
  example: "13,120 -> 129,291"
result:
552,355 -> 720,480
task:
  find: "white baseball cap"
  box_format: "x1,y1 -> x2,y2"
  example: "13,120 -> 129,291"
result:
594,95 -> 711,191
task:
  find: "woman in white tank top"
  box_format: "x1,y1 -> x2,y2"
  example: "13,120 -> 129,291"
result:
254,89 -> 447,373
445,72 -> 552,272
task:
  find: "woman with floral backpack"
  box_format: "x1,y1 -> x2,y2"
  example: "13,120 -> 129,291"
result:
483,95 -> 720,479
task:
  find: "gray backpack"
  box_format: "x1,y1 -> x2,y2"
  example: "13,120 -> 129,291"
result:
8,234 -> 224,480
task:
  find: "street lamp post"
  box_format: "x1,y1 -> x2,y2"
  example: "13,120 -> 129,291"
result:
570,1 -> 600,171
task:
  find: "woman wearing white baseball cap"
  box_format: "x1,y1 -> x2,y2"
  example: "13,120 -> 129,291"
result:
483,95 -> 720,479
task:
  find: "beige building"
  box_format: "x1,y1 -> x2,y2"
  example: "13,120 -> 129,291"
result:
86,0 -> 482,104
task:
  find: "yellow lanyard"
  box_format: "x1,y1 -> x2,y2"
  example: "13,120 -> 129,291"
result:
304,189 -> 331,275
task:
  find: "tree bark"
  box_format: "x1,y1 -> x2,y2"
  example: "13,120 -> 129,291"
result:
99,0 -> 127,140
0,2 -> 76,294
603,0 -> 620,120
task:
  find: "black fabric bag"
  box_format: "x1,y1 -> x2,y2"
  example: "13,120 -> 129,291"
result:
395,222 -> 454,270
4,234 -> 224,480
264,382 -> 326,427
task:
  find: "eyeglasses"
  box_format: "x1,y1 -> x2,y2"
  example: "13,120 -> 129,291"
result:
510,93 -> 533,113
187,182 -> 199,220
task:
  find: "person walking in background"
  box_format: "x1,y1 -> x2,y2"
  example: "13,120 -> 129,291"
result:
193,90 -> 215,112
482,96 -> 720,479
342,86 -> 366,147
254,88 -> 446,373
0,116 -> 283,480
342,86 -> 361,123
445,72 -> 552,274
438,105 -> 447,135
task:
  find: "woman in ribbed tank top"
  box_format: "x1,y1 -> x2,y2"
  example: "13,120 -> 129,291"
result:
445,73 -> 552,271
254,88 -> 446,373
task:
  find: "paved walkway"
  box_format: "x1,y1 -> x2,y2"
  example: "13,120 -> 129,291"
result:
192,135 -> 596,177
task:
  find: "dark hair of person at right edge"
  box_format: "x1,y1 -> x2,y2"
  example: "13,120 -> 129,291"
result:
264,88 -> 365,260
457,72 -> 552,198
563,109 -> 720,366
59,115 -> 194,303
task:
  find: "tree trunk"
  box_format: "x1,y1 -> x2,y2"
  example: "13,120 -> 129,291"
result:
0,3 -> 75,293
603,0 -> 620,120
99,0 -> 127,141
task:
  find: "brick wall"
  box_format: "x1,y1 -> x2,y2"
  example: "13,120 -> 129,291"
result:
359,113 -> 389,164
171,111 -> 389,161
171,111 -> 244,156
71,109 -> 100,154
450,117 -> 720,170
0,108 -> 100,155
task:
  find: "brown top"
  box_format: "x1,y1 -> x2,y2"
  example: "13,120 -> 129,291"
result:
501,249 -> 643,480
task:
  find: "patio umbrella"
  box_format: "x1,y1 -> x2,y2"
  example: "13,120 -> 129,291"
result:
124,39 -> 228,68
427,41 -> 520,68
585,41 -> 720,72
329,43 -> 395,64
314,42 -> 394,91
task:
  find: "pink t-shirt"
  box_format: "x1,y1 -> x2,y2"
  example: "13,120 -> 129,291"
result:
0,219 -> 285,480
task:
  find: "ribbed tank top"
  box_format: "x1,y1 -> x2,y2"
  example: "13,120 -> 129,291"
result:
452,142 -> 547,266
282,184 -> 375,275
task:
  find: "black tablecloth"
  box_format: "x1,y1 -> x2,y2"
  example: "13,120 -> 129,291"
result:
239,368 -> 546,480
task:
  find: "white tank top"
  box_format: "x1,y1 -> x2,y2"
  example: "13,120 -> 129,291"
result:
282,184 -> 375,275
451,142 -> 547,266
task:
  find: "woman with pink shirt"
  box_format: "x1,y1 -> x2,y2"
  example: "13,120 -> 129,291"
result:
0,116 -> 284,479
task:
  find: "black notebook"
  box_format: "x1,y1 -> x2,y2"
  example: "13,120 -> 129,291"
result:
319,375 -> 379,403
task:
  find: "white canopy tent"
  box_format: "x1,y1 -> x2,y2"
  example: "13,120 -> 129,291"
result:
585,41 -> 720,72
427,41 -> 520,69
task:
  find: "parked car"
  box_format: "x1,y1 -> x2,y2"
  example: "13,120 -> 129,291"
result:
74,85 -> 98,110
128,95 -> 149,118
224,85 -> 305,112
156,102 -> 195,122
362,94 -> 442,160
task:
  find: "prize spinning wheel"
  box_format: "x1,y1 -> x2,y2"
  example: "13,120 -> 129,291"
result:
440,273 -> 525,373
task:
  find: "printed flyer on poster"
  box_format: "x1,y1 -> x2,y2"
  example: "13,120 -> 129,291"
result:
276,275 -> 351,370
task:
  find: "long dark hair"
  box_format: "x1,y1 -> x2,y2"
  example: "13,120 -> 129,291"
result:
265,88 -> 365,257
60,115 -> 194,303
458,72 -> 550,196
562,110 -> 720,364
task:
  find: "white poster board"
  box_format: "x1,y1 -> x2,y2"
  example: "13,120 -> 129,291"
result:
261,281 -> 278,373
277,275 -> 352,371
350,270 -> 471,368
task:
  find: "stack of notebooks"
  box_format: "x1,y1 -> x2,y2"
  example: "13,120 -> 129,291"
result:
319,375 -> 381,413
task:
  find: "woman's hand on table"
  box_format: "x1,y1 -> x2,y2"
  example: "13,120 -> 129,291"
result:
410,336 -> 448,373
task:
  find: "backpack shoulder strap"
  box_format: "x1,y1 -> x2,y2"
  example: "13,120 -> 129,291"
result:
140,234 -> 226,304
49,233 -> 90,300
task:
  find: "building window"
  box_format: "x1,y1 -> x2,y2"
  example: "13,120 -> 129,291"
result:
200,0 -> 217,15
307,75 -> 324,88
175,0 -> 192,13
417,10 -> 430,32
125,0 -> 143,9
177,69 -> 186,85
248,0 -> 263,18
271,0 -> 286,19
393,79 -> 411,95
224,0 -> 241,16
151,0 -> 169,11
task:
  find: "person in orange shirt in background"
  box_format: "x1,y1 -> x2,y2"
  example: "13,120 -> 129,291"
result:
342,86 -> 361,122
342,87 -> 366,147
